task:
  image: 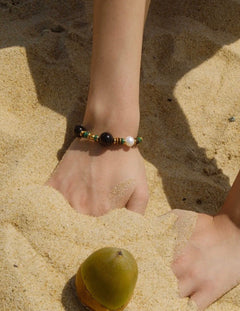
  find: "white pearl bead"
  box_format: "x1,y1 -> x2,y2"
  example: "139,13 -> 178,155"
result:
125,136 -> 135,147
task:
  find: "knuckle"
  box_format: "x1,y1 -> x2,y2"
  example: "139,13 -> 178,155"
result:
137,187 -> 149,204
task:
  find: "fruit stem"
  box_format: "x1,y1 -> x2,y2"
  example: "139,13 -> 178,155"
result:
117,250 -> 123,256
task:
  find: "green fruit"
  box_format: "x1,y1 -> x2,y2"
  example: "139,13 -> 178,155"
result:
75,247 -> 138,311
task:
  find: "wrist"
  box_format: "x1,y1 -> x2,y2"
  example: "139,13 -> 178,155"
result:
83,97 -> 140,137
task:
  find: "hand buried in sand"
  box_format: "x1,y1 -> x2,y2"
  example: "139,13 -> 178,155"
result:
45,137 -> 149,216
172,209 -> 240,310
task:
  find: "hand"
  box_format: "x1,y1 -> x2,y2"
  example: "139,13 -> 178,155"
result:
172,210 -> 240,310
45,137 -> 149,216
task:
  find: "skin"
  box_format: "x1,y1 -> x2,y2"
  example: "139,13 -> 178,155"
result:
45,0 -> 240,309
45,0 -> 150,215
172,171 -> 240,310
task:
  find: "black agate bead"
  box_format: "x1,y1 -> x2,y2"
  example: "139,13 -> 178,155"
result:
74,125 -> 86,137
99,132 -> 114,146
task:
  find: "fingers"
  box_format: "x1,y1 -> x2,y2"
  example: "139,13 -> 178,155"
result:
172,254 -> 198,298
174,273 -> 198,298
173,252 -> 215,311
126,181 -> 149,214
190,290 -> 211,311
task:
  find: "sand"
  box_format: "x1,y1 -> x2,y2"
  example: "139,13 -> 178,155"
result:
1,0 -> 240,310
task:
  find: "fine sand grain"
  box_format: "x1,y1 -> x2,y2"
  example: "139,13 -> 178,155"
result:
1,1 -> 240,310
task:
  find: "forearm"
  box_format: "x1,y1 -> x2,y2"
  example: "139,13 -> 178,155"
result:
218,170 -> 240,227
84,0 -> 149,137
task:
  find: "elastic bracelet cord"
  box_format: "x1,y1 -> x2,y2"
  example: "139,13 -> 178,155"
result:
74,125 -> 143,147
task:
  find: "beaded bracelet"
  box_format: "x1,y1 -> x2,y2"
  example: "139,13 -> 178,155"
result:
74,125 -> 143,147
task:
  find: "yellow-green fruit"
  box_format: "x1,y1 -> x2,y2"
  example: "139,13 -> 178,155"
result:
75,247 -> 138,311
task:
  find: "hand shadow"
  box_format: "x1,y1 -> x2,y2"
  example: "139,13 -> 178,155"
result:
1,0 -> 239,216
139,0 -> 240,214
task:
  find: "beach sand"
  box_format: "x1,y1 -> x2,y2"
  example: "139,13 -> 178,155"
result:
1,0 -> 240,310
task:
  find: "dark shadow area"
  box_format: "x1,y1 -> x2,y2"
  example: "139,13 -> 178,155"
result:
139,0 -> 240,214
61,275 -> 89,311
1,0 -> 240,214
0,0 -> 92,158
